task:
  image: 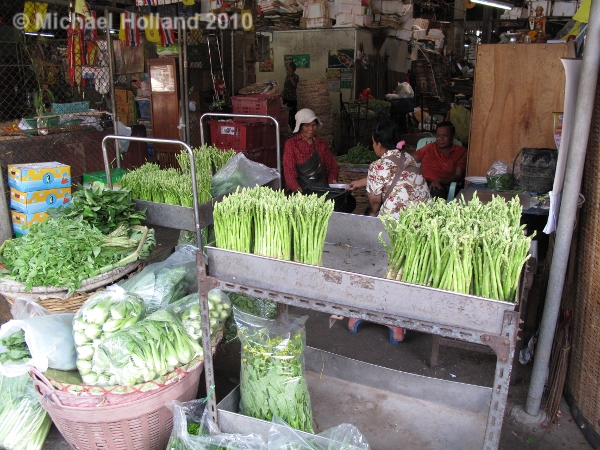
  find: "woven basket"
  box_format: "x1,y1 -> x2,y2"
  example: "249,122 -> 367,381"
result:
338,164 -> 369,215
32,361 -> 203,450
239,80 -> 279,95
566,71 -> 600,438
2,291 -> 96,314
297,78 -> 333,144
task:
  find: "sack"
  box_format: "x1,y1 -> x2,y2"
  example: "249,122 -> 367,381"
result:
0,312 -> 76,376
120,244 -> 199,313
235,308 -> 314,433
268,415 -> 371,450
486,160 -> 514,191
211,153 -> 279,198
166,398 -> 266,450
513,148 -> 557,194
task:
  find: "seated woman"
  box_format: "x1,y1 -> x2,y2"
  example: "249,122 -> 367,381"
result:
347,121 -> 431,342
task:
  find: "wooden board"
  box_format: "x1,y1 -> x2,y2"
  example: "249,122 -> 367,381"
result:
467,43 -> 575,176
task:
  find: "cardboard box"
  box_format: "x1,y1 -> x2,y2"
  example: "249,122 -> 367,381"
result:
10,187 -> 72,213
354,14 -> 371,26
7,162 -> 71,192
337,3 -> 356,14
335,13 -> 355,24
307,17 -> 332,28
83,168 -> 130,190
11,210 -> 49,234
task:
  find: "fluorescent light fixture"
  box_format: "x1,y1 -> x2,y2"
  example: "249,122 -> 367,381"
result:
470,0 -> 513,10
109,29 -> 119,34
24,32 -> 38,35
39,33 -> 54,37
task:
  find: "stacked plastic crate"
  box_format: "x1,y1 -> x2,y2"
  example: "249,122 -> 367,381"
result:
7,162 -> 72,237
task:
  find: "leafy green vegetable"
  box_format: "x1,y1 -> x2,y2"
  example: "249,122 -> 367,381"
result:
486,173 -> 515,191
337,142 -> 378,165
0,330 -> 31,364
47,181 -> 147,234
0,218 -> 154,293
235,309 -> 314,433
223,292 -> 278,342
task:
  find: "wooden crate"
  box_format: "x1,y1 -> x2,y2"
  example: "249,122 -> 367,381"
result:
338,163 -> 369,215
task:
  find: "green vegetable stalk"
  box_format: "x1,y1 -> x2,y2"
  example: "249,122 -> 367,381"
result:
235,308 -> 314,433
379,195 -> 532,302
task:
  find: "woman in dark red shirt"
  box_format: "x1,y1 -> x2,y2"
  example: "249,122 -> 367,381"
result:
283,108 -> 339,193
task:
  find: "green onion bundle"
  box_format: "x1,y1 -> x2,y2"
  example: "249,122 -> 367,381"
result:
119,145 -> 235,206
379,195 -> 532,302
214,187 -> 334,265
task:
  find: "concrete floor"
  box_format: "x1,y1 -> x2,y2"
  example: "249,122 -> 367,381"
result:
0,226 -> 591,450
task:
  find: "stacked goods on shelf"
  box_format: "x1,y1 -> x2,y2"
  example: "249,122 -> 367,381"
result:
115,88 -> 136,126
7,162 -> 72,236
379,196 -> 532,302
0,182 -> 155,295
213,186 -> 334,265
82,168 -> 130,190
119,145 -> 235,205
333,0 -> 370,27
297,78 -> 333,146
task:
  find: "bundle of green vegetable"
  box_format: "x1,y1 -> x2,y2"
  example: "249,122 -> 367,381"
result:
94,309 -> 203,386
47,181 -> 147,234
337,142 -> 378,165
235,308 -> 314,433
214,187 -> 334,265
168,290 -> 231,342
486,173 -> 515,191
0,218 -> 155,293
223,292 -> 278,342
119,145 -> 235,206
0,373 -> 52,450
0,330 -> 31,364
379,196 -> 532,302
73,287 -> 146,385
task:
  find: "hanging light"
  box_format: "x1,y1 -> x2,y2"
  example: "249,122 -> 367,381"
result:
470,0 -> 513,10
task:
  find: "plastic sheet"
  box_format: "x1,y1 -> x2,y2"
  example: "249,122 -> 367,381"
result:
120,244 -> 199,313
234,308 -> 314,433
9,297 -> 49,320
211,153 -> 279,198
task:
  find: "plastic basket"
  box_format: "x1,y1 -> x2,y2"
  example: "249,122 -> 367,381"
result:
244,147 -> 277,169
209,120 -> 263,151
231,94 -> 280,123
32,362 -> 203,450
52,101 -> 90,114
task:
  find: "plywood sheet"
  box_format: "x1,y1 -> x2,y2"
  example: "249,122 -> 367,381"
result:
467,43 -> 575,176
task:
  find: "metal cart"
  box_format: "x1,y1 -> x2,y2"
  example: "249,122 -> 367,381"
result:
101,130 -> 522,450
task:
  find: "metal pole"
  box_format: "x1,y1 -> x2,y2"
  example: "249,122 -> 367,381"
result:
177,22 -> 186,143
183,27 -> 190,144
526,3 -> 600,416
199,112 -> 281,189
105,8 -> 120,168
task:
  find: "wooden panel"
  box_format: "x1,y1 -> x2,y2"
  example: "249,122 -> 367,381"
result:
467,43 -> 575,176
149,57 -> 181,155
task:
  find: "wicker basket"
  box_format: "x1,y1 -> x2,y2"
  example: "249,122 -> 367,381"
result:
2,291 -> 95,314
32,361 -> 203,450
338,163 -> 369,215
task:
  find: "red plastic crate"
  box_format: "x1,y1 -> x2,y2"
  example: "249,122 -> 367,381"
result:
209,120 -> 263,151
261,123 -> 278,149
244,147 -> 278,169
231,94 -> 281,123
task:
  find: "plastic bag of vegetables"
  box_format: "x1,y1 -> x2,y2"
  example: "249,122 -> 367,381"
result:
0,311 -> 76,377
167,398 -> 266,450
223,292 -> 277,342
166,289 -> 232,342
267,415 -> 371,450
72,285 -> 146,385
0,373 -> 52,450
93,309 -> 203,386
235,308 -> 314,433
120,244 -> 199,313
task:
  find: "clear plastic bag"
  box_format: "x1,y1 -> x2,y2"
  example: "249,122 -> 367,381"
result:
234,307 -> 314,433
396,82 -> 414,99
268,415 -> 371,450
486,160 -> 515,191
72,285 -> 146,385
166,399 -> 266,450
10,297 -> 49,320
0,312 -> 76,376
223,292 -> 278,342
120,244 -> 199,313
211,153 -> 279,198
93,309 -> 202,386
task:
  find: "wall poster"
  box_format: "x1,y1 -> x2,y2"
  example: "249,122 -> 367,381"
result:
284,54 -> 310,68
341,68 -> 353,89
326,69 -> 341,92
328,49 -> 355,69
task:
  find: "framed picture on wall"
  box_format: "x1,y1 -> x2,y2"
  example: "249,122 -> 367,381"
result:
284,54 -> 310,68
328,50 -> 354,69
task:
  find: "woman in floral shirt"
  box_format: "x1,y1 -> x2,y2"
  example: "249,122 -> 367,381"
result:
366,121 -> 430,218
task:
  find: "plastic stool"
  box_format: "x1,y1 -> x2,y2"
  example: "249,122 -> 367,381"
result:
348,318 -> 405,343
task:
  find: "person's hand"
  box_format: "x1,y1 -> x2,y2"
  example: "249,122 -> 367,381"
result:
346,181 -> 359,191
346,177 -> 367,191
429,179 -> 443,191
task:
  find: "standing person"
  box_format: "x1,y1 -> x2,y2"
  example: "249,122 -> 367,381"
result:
411,121 -> 467,200
282,62 -> 299,131
283,108 -> 339,193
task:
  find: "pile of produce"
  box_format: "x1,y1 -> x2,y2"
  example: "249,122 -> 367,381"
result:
347,99 -> 391,118
336,142 -> 378,165
0,373 -> 51,450
213,187 -> 334,265
379,196 -> 532,302
0,330 -> 30,364
94,309 -> 203,386
119,145 -> 235,206
224,292 -> 278,342
122,266 -> 190,313
48,181 -> 147,234
73,287 -> 146,385
235,308 -> 314,433
0,218 -> 154,293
